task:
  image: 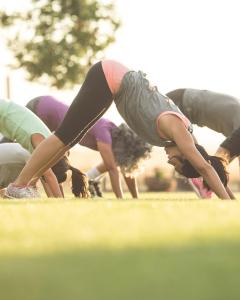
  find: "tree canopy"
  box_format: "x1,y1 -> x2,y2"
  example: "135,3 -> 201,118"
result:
0,0 -> 120,88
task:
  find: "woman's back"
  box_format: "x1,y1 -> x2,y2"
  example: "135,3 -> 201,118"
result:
0,99 -> 51,152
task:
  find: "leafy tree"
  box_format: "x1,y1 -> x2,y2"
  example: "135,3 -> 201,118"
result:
0,0 -> 120,88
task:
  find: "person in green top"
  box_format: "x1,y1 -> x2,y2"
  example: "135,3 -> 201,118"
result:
0,98 -> 88,198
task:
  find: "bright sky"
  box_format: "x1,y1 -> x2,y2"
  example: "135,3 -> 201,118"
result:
1,0 -> 240,164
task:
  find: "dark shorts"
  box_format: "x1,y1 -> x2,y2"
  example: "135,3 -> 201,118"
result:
220,127 -> 240,157
166,89 -> 186,111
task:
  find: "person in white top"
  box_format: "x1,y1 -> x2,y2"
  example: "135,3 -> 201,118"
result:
0,143 -> 30,196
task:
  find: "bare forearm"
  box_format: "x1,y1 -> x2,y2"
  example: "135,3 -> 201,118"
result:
15,135 -> 68,186
200,167 -> 230,199
124,176 -> 139,198
42,171 -> 63,198
226,185 -> 235,199
108,169 -> 123,198
59,184 -> 65,197
41,180 -> 54,197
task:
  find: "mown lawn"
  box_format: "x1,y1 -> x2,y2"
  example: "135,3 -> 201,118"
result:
0,192 -> 240,300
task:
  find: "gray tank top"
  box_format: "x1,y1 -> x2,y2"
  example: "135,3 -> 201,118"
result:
182,89 -> 240,136
114,71 -> 192,147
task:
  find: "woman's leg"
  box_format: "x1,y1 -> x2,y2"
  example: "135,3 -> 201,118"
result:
55,61 -> 113,147
14,135 -> 68,186
220,127 -> 240,158
13,61 -> 113,187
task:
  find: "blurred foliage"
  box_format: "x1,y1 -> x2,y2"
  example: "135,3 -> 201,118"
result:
153,167 -> 165,180
0,0 -> 120,88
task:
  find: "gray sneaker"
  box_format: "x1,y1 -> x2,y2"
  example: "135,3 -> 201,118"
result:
5,184 -> 39,199
88,180 -> 97,197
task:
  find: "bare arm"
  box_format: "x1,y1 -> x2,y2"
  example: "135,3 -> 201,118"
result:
97,141 -> 123,198
40,177 -> 64,198
94,157 -> 137,199
158,115 -> 230,199
41,169 -> 63,197
123,174 -> 139,198
15,134 -> 69,187
93,162 -> 139,198
40,177 -> 53,197
59,184 -> 65,197
225,185 -> 235,199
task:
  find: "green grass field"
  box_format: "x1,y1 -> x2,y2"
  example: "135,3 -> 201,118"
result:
1,192 -> 240,300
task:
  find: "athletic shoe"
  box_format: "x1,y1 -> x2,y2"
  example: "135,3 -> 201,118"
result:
93,180 -> 103,197
4,184 -> 39,199
88,180 -> 97,197
88,180 -> 103,197
188,178 -> 212,199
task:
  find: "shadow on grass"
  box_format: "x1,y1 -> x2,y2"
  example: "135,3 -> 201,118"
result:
0,239 -> 240,300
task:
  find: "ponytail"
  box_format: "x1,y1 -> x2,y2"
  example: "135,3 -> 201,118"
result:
204,156 -> 229,189
69,166 -> 89,198
181,144 -> 229,189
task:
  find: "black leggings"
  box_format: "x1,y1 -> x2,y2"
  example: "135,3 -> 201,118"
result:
55,61 -> 113,147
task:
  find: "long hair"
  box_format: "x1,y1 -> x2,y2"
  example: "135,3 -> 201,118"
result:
181,144 -> 229,189
111,123 -> 153,176
69,166 -> 89,198
52,156 -> 89,198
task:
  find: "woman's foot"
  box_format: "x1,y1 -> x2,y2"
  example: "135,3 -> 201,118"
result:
88,180 -> 103,197
5,184 -> 40,199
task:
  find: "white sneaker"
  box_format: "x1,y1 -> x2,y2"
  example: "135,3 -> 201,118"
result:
5,184 -> 39,199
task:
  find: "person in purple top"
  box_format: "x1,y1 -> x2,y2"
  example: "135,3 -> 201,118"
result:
26,96 -> 152,199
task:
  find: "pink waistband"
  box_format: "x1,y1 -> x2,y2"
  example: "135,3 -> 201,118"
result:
101,60 -> 129,95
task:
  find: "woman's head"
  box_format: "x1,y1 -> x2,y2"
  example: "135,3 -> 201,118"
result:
165,144 -> 229,189
51,156 -> 69,183
111,123 -> 153,176
52,155 -> 89,197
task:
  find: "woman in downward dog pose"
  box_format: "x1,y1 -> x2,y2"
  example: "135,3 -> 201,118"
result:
165,88 -> 240,198
0,98 -> 87,198
0,143 -> 88,198
166,88 -> 240,137
25,96 -> 152,199
5,60 -> 230,199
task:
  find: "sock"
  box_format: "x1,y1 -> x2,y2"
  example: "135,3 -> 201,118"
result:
86,167 -> 101,180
